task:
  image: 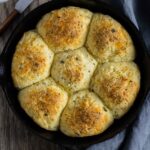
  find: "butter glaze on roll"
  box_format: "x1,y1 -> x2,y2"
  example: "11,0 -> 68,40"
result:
86,14 -> 135,63
11,31 -> 54,89
60,90 -> 113,137
51,47 -> 97,92
18,77 -> 68,131
37,6 -> 93,53
90,62 -> 140,119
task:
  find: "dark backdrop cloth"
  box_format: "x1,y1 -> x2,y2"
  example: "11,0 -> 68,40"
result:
88,0 -> 150,150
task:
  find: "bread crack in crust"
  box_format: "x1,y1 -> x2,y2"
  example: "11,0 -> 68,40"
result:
18,78 -> 68,131
37,6 -> 93,53
90,62 -> 140,119
11,31 -> 54,89
86,14 -> 135,63
60,90 -> 113,137
51,47 -> 97,92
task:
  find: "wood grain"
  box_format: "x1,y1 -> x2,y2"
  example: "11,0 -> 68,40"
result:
0,9 -> 18,34
0,1 -> 62,150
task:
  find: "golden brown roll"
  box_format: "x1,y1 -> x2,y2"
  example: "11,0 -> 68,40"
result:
18,77 -> 68,131
51,47 -> 97,92
11,7 -> 141,137
11,31 -> 54,89
60,90 -> 113,137
86,13 -> 135,63
90,62 -> 140,119
37,6 -> 92,53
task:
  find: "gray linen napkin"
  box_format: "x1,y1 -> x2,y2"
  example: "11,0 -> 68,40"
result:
88,0 -> 150,150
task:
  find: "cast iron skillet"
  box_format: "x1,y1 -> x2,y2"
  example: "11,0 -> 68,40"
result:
0,0 -> 150,149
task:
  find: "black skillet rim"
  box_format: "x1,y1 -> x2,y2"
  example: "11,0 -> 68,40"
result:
0,0 -> 150,148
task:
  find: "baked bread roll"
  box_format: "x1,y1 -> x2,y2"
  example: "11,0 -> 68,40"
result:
37,6 -> 92,53
86,13 -> 135,63
90,62 -> 140,118
60,90 -> 113,137
51,47 -> 97,92
18,77 -> 68,131
11,31 -> 54,89
11,6 -> 141,136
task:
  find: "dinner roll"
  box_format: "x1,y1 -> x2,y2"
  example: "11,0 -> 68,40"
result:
60,90 -> 113,137
37,6 -> 92,53
18,77 -> 68,131
11,31 -> 54,89
90,62 -> 140,119
86,13 -> 135,63
51,47 -> 97,92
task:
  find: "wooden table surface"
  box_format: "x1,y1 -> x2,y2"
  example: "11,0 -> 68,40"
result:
0,0 -> 63,149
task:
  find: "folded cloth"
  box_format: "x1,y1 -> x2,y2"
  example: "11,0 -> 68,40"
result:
88,0 -> 150,150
